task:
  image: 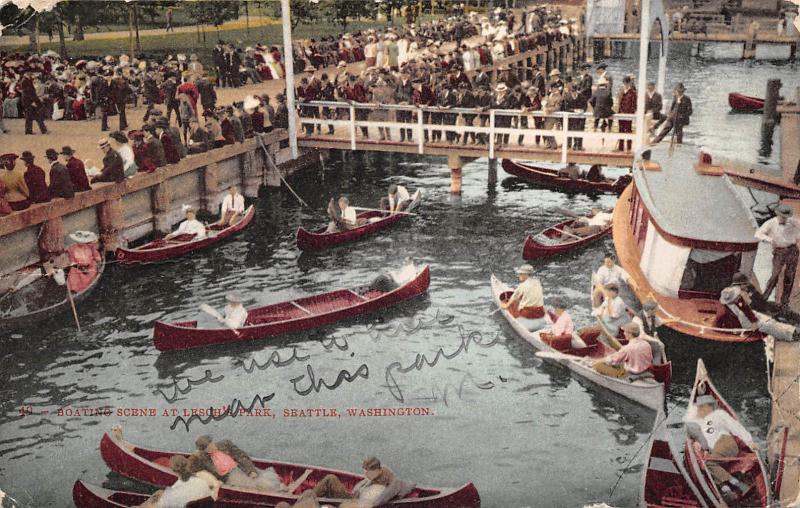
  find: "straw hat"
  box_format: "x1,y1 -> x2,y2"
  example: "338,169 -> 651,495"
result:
69,231 -> 99,244
495,83 -> 508,93
515,264 -> 534,275
776,204 -> 793,217
243,95 -> 260,112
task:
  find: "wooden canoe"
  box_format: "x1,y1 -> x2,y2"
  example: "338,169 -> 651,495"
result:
115,206 -> 255,265
641,418 -> 709,508
501,160 -> 631,195
153,265 -> 431,351
683,359 -> 771,508
99,429 -> 481,507
0,257 -> 105,332
491,275 -> 671,411
72,480 -> 214,508
728,92 -> 764,112
522,218 -> 612,260
296,190 -> 421,252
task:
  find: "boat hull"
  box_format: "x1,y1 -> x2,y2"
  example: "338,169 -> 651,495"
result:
728,92 -> 764,112
296,190 -> 421,252
72,480 -> 214,508
522,218 -> 612,260
115,206 -> 255,264
501,159 -> 629,195
641,427 -> 709,508
491,275 -> 668,411
99,431 -> 481,507
153,266 -> 431,351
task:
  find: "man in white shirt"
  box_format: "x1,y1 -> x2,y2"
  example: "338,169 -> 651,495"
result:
165,206 -> 206,240
755,204 -> 800,308
219,185 -> 246,226
381,184 -> 411,214
501,264 -> 547,331
220,294 -> 248,329
564,207 -> 613,238
591,283 -> 631,343
326,196 -> 358,233
592,253 -> 637,309
140,455 -> 219,508
684,394 -> 755,503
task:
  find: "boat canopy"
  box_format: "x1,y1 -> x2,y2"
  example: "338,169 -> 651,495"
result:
633,144 -> 758,248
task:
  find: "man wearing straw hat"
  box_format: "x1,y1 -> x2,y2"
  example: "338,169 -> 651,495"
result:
314,456 -> 410,508
755,203 -> 800,308
501,264 -> 547,331
683,394 -> 755,503
91,138 -> 125,184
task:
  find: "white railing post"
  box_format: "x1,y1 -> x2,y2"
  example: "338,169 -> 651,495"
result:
561,112 -> 569,164
349,105 -> 357,150
417,107 -> 424,154
489,109 -> 496,160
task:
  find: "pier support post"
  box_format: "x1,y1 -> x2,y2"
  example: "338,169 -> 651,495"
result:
152,181 -> 171,235
488,158 -> 497,188
763,79 -> 783,128
782,87 -> 800,185
603,38 -> 612,58
38,217 -> 64,262
448,154 -> 463,195
790,43 -> 797,62
743,24 -> 757,59
202,162 -> 220,214
97,197 -> 124,253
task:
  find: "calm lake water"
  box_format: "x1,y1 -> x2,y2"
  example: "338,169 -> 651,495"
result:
0,48 -> 796,507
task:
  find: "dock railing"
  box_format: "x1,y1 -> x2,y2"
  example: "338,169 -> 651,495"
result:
296,101 -> 643,163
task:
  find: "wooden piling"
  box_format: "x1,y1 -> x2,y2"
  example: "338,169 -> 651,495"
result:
603,37 -> 612,58
448,154 -> 463,195
488,158 -> 497,188
96,198 -> 124,253
152,181 -> 171,235
202,162 -> 220,214
763,79 -> 783,128
37,217 -> 64,262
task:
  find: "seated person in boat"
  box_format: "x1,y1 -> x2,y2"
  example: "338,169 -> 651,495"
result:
590,283 -> 632,341
362,259 -> 417,293
193,435 -> 286,492
137,454 -> 220,508
65,231 -> 102,293
313,456 -> 413,508
219,186 -> 245,226
632,298 -> 669,364
166,206 -> 207,241
563,208 -> 613,238
557,162 -> 581,180
326,196 -> 359,233
220,294 -> 248,329
592,253 -> 638,309
380,184 -> 412,214
730,272 -> 800,326
715,285 -> 799,342
275,490 -> 321,508
541,299 -> 589,349
501,264 -> 547,331
585,164 -> 604,182
683,395 -> 756,503
592,322 -> 652,378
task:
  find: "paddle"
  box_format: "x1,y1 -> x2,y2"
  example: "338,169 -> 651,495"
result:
351,207 -> 418,217
65,277 -> 82,332
551,206 -> 583,219
551,227 -> 584,241
256,134 -> 311,208
200,304 -> 242,336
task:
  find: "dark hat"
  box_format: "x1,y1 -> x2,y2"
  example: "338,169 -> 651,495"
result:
674,82 -> 686,92
60,146 -> 75,156
195,435 -> 212,449
580,63 -> 590,70
1,153 -> 19,162
362,456 -> 381,471
551,298 -> 568,310
128,130 -> 145,140
642,298 -> 659,311
777,204 -> 793,217
21,151 -> 34,161
45,148 -> 59,160
155,118 -> 169,129
596,63 -> 608,70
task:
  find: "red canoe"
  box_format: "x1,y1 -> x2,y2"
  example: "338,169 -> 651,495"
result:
683,359 -> 771,508
296,190 -> 421,251
72,480 -> 214,508
522,217 -> 612,260
641,421 -> 709,508
501,160 -> 631,195
153,264 -> 431,351
728,92 -> 764,112
99,429 -> 481,507
115,206 -> 255,264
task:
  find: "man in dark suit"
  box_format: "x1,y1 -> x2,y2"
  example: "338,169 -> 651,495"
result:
562,82 -> 588,150
644,81 -> 663,122
109,69 -> 130,130
412,78 -> 436,143
213,41 -> 226,87
91,138 -> 125,184
163,75 -> 179,126
61,146 -> 91,192
457,82 -> 476,145
394,71 -> 414,142
91,73 -> 112,132
45,148 -> 74,199
531,66 -> 546,98
578,63 -> 593,102
19,71 -> 47,135
653,83 -> 693,144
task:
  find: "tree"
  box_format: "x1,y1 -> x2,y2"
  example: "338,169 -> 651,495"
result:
268,0 -> 320,29
185,1 -> 240,45
327,0 -> 377,30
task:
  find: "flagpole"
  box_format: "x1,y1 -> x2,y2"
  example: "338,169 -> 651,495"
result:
634,0 -> 651,153
281,0 -> 299,159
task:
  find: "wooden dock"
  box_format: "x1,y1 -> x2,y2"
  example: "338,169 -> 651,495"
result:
591,31 -> 799,59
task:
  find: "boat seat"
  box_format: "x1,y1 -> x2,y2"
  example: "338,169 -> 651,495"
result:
694,441 -> 759,476
539,332 -> 572,351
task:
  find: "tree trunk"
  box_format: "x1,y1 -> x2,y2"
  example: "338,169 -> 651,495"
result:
57,16 -> 68,59
73,14 -> 84,41
29,14 -> 40,54
134,3 -> 141,54
245,1 -> 250,33
196,23 -> 201,42
128,5 -> 135,61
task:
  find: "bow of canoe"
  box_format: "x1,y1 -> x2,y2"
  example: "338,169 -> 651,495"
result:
501,159 -> 630,195
728,92 -> 764,112
115,205 -> 255,265
522,218 -> 612,260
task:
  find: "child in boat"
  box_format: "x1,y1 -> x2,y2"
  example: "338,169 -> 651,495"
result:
592,322 -> 652,378
501,264 -> 547,332
165,206 -> 206,240
683,395 -> 755,504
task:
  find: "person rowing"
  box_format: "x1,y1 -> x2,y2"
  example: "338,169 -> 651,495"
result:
219,186 -> 245,226
592,253 -> 639,310
683,395 -> 756,504
557,162 -> 581,180
326,196 -> 359,233
313,456 -> 413,508
380,184 -> 412,215
193,435 -> 286,492
361,259 -> 417,293
165,205 -> 206,241
500,264 -> 547,331
562,207 -> 613,238
591,322 -> 653,379
137,455 -> 221,507
632,298 -> 670,363
589,283 -> 631,344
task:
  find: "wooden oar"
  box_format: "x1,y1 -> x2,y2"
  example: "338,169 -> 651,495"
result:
256,134 -> 310,208
65,281 -> 82,332
551,227 -> 584,241
595,316 -> 623,351
351,207 -> 418,216
552,206 -> 583,219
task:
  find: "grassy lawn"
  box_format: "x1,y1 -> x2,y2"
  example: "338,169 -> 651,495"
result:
7,14 -> 440,64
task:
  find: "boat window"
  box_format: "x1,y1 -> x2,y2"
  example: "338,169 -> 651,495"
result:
679,250 -> 741,298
